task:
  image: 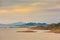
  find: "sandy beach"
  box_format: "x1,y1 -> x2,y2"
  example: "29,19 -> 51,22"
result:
0,28 -> 60,40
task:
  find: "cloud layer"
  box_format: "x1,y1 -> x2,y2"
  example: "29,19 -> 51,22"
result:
0,0 -> 60,24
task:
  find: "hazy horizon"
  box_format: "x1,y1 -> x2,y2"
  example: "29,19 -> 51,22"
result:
0,0 -> 60,24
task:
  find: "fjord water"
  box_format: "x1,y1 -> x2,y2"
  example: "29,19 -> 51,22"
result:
0,28 -> 60,40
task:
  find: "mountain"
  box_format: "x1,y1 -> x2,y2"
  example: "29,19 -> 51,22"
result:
0,24 -> 7,26
20,23 -> 48,27
37,23 -> 48,26
8,22 -> 25,26
21,22 -> 37,26
0,22 -> 48,27
0,22 -> 25,27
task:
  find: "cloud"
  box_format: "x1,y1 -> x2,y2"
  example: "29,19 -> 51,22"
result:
0,1 -> 51,13
0,0 -> 60,24
0,0 -> 59,13
52,5 -> 60,9
0,5 -> 38,13
30,2 -> 47,6
47,4 -> 60,9
44,4 -> 60,12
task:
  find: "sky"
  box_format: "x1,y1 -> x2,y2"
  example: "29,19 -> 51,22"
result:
0,0 -> 60,24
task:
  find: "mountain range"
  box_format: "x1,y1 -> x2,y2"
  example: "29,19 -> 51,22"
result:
0,22 -> 48,27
